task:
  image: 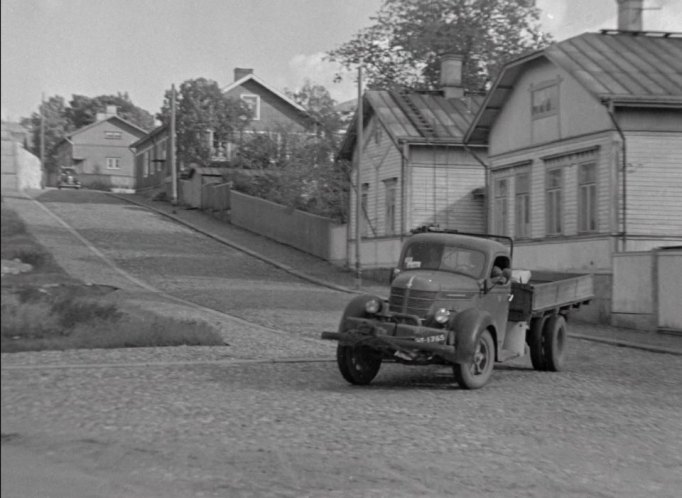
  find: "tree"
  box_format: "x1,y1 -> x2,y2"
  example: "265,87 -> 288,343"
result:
24,95 -> 72,172
66,93 -> 155,131
328,0 -> 551,92
157,78 -> 251,167
286,81 -> 343,144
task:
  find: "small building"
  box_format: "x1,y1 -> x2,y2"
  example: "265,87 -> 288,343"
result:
52,106 -> 147,190
1,121 -> 42,192
129,124 -> 170,192
338,55 -> 487,273
465,9 -> 682,322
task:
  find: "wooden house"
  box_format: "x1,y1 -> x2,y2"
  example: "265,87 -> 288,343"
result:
214,68 -> 317,161
53,106 -> 147,190
465,28 -> 682,321
129,125 -> 170,192
338,55 -> 487,273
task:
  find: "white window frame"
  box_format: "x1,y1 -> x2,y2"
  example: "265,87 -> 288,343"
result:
546,168 -> 563,236
515,172 -> 531,239
384,178 -> 398,236
494,178 -> 508,236
106,157 -> 120,170
241,94 -> 260,120
578,162 -> 598,233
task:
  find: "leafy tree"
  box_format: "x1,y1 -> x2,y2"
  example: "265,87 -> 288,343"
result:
286,81 -> 343,143
66,93 -> 155,131
24,95 -> 72,172
157,78 -> 251,167
328,0 -> 551,92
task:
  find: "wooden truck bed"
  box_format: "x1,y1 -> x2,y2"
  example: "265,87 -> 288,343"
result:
509,271 -> 594,322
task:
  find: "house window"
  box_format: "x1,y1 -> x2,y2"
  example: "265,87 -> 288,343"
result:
515,173 -> 530,239
531,83 -> 558,118
106,157 -> 120,170
579,163 -> 597,233
360,183 -> 370,237
384,178 -> 398,236
241,94 -> 260,120
104,131 -> 122,139
546,168 -> 563,235
494,178 -> 508,235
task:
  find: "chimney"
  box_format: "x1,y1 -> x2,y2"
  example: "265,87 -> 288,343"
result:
106,105 -> 117,117
96,112 -> 106,121
234,68 -> 254,81
617,0 -> 643,31
440,54 -> 464,99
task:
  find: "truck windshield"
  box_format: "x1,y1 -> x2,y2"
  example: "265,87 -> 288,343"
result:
402,242 -> 485,279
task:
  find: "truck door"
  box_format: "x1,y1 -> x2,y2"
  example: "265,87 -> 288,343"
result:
480,255 -> 512,349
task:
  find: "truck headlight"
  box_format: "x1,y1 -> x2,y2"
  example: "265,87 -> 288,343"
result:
364,298 -> 382,315
434,308 -> 451,324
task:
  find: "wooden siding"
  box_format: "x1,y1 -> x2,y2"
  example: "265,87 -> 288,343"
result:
624,131 -> 682,237
225,80 -> 310,134
489,58 -> 612,157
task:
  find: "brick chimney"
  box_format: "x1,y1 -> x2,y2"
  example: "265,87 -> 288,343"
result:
234,68 -> 254,81
617,0 -> 643,31
440,54 -> 464,99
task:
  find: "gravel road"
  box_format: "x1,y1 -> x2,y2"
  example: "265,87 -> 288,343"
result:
2,190 -> 682,497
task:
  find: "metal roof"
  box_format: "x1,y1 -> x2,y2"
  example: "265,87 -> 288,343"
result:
466,31 -> 682,143
338,90 -> 484,160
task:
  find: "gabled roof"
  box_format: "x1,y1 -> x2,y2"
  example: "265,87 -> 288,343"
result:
66,115 -> 148,140
466,30 -> 682,143
130,124 -> 168,150
338,90 -> 484,160
221,73 -> 309,115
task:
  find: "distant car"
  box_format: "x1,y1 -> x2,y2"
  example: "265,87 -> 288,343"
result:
58,167 -> 81,189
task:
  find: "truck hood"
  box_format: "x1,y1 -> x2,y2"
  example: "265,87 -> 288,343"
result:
392,271 -> 480,294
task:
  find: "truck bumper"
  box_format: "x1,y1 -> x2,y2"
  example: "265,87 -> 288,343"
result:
321,317 -> 457,363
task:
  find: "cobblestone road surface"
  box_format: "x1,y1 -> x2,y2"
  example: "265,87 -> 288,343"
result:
2,190 -> 682,497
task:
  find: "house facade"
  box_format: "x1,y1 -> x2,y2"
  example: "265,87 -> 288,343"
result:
465,30 -> 682,321
339,56 -> 488,272
130,125 -> 170,192
215,68 -> 317,161
53,106 -> 147,189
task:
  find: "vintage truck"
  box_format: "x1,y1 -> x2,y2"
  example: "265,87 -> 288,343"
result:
321,226 -> 594,389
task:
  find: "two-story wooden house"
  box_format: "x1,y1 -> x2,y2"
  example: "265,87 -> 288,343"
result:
214,68 -> 317,161
53,106 -> 147,190
465,29 -> 682,321
339,55 -> 487,273
129,124 -> 170,192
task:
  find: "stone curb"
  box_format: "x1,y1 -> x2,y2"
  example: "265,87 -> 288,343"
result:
109,193 -> 682,357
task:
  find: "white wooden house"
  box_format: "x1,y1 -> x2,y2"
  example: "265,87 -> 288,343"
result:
338,55 -> 488,274
465,29 -> 682,322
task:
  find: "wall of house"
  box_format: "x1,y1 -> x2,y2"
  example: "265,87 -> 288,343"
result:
71,120 -> 143,188
621,129 -> 682,249
226,80 -> 310,134
409,146 -> 486,233
489,58 -> 612,157
135,135 -> 169,191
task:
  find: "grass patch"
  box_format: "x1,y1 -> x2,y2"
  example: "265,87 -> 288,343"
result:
1,202 -> 226,352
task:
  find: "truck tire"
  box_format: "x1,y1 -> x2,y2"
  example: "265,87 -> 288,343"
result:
453,329 -> 495,390
542,315 -> 566,372
336,345 -> 382,385
529,316 -> 548,371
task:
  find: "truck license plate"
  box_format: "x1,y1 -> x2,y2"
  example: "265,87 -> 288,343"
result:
414,334 -> 445,343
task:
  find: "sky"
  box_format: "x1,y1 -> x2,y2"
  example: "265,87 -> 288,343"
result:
2,0 -> 681,122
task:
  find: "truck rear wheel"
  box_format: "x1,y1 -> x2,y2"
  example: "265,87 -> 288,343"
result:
336,345 -> 382,385
453,329 -> 495,389
542,315 -> 566,372
529,316 -> 548,371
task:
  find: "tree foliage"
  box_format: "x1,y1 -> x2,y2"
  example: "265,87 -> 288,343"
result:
286,81 -> 343,144
23,96 -> 71,171
328,0 -> 551,92
157,78 -> 251,167
66,92 -> 155,131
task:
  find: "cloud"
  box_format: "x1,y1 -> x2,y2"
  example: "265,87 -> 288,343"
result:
286,52 -> 358,104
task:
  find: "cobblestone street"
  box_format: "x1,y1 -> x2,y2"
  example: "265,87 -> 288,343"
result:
2,190 -> 682,497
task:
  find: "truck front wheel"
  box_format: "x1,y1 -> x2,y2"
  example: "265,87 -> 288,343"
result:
453,329 -> 495,389
542,315 -> 566,372
336,345 -> 382,385
529,316 -> 548,371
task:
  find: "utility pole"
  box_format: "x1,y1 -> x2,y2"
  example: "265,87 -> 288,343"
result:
355,66 -> 363,289
170,84 -> 178,210
40,93 -> 45,188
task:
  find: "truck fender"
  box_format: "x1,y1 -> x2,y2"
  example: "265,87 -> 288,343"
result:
338,294 -> 384,332
448,308 -> 496,364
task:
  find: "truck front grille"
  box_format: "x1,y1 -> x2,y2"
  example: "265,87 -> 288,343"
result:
389,288 -> 438,318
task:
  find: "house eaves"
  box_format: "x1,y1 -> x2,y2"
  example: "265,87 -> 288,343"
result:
67,115 -> 148,140
221,73 -> 309,115
465,31 -> 682,144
